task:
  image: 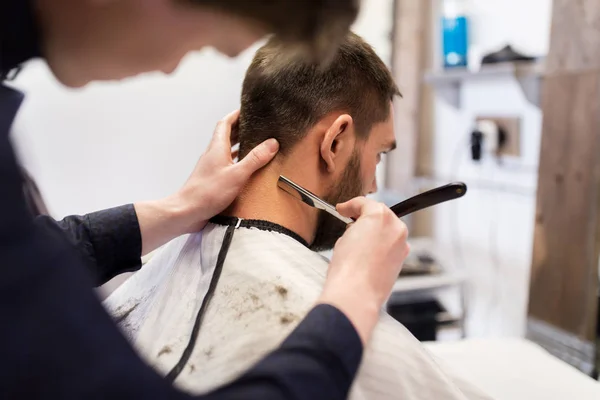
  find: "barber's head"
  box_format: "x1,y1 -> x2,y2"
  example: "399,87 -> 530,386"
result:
37,0 -> 359,87
238,32 -> 400,250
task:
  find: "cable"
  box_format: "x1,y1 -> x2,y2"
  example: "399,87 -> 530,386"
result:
450,134 -> 469,271
485,164 -> 503,336
449,133 -> 507,337
450,133 -> 471,338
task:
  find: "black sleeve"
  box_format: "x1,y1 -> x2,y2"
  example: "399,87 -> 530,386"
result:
35,205 -> 143,286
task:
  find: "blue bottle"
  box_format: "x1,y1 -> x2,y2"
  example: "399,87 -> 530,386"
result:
442,0 -> 469,68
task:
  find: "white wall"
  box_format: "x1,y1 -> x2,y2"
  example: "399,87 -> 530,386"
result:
10,0 -> 393,219
430,0 -> 552,337
11,50 -> 252,218
465,0 -> 551,57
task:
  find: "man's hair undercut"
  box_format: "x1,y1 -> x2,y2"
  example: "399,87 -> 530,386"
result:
191,0 -> 360,63
238,32 -> 400,158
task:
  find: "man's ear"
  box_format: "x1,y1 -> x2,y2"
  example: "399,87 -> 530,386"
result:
320,114 -> 355,173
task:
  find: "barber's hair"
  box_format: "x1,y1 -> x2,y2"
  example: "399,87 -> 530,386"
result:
191,0 -> 360,63
238,32 -> 400,158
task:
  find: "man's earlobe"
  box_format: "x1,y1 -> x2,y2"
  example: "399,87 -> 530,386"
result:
320,114 -> 354,173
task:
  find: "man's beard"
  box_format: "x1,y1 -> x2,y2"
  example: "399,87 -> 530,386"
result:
310,151 -> 363,252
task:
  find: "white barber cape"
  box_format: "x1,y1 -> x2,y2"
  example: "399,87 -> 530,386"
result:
104,217 -> 493,399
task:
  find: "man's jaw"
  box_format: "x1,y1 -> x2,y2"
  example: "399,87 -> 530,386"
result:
310,151 -> 364,251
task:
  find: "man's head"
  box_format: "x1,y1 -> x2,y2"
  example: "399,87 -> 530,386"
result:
237,32 -> 399,250
36,0 -> 359,87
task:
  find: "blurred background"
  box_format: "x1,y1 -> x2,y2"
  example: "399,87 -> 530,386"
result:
9,0 -> 599,383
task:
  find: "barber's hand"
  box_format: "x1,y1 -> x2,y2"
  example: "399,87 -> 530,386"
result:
174,110 -> 279,230
135,110 -> 279,255
318,197 -> 409,345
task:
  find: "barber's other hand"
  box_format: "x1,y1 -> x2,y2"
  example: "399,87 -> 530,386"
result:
173,110 -> 279,231
318,197 -> 409,345
135,110 -> 278,255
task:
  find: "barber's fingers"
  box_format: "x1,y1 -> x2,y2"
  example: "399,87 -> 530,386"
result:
337,197 -> 366,218
233,138 -> 279,181
337,196 -> 386,219
210,110 -> 240,150
221,109 -> 240,127
230,121 -> 240,147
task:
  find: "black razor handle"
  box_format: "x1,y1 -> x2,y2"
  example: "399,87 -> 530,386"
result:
390,182 -> 467,218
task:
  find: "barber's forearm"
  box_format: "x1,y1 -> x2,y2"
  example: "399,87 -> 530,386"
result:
134,195 -> 203,256
36,205 -> 143,286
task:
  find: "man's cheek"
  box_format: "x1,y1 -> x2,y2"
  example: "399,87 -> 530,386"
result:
362,165 -> 377,194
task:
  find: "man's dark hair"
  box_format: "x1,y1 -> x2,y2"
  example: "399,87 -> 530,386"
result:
193,0 -> 360,63
238,32 -> 400,158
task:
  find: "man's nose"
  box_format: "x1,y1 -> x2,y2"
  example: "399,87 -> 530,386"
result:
368,179 -> 378,195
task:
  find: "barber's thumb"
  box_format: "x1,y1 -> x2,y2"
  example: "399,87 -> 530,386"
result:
337,196 -> 368,219
236,138 -> 279,177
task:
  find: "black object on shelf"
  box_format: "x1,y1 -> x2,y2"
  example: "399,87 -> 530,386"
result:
471,130 -> 483,161
400,251 -> 442,277
387,299 -> 454,342
482,45 -> 536,65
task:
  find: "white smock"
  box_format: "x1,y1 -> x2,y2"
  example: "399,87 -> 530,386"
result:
104,218 -> 494,399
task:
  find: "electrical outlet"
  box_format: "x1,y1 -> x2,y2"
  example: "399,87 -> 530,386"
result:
475,116 -> 521,157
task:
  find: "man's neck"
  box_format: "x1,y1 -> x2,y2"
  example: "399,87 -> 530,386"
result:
225,166 -> 320,245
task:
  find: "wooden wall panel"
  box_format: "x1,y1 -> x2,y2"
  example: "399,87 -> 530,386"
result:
546,0 -> 600,75
529,72 -> 600,341
385,0 -> 430,192
386,0 -> 434,236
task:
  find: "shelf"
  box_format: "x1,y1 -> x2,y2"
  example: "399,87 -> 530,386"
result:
423,61 -> 544,108
324,238 -> 467,294
391,237 -> 467,294
392,271 -> 466,293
